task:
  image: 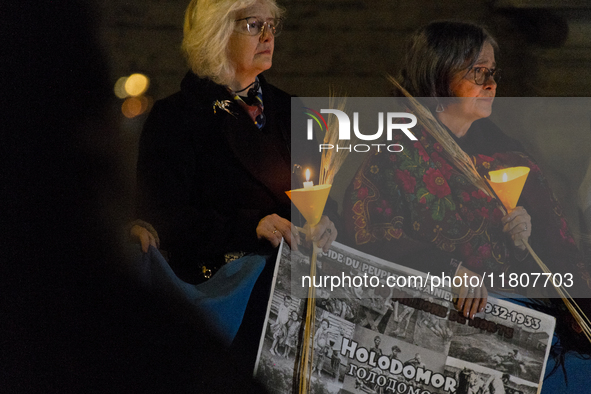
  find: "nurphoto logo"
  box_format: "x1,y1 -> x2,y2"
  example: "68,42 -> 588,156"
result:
304,108 -> 418,153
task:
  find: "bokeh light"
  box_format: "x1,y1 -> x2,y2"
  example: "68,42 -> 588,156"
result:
115,73 -> 151,118
124,73 -> 149,97
121,95 -> 151,118
114,76 -> 128,99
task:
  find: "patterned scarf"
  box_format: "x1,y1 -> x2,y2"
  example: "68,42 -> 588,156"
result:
345,122 -> 588,286
232,79 -> 265,129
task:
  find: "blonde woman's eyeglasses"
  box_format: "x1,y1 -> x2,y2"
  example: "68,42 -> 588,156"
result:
234,17 -> 283,37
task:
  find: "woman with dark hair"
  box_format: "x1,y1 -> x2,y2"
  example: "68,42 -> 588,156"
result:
343,21 -> 591,390
399,21 -> 499,99
348,21 -> 515,318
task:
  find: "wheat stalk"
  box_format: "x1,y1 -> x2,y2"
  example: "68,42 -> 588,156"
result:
299,95 -> 350,392
387,76 -> 495,198
319,95 -> 350,185
298,246 -> 318,393
523,241 -> 591,341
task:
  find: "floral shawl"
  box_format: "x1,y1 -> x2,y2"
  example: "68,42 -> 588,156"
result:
344,119 -> 590,291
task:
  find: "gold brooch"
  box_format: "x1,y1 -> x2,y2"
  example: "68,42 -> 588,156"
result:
213,100 -> 237,117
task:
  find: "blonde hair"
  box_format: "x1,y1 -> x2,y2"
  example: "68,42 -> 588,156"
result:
182,0 -> 283,86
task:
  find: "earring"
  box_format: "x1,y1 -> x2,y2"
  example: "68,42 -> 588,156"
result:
436,102 -> 445,113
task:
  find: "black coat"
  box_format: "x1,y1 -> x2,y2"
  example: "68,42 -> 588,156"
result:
137,72 -> 326,283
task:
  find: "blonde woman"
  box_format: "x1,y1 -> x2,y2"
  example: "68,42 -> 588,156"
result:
136,0 -> 338,368
137,0 -> 337,284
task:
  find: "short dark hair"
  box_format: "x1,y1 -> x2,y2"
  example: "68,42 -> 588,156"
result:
398,21 -> 498,98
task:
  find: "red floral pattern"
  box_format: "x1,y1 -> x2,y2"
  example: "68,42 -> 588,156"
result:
396,169 -> 416,194
343,122 -> 587,284
423,167 -> 451,198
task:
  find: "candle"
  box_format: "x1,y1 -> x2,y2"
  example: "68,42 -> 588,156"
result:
286,168 -> 332,226
285,184 -> 332,226
303,168 -> 313,189
488,166 -> 530,212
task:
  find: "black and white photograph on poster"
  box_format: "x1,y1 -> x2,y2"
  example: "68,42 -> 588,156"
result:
267,291 -> 303,358
352,290 -> 455,352
256,292 -> 355,394
256,289 -> 304,394
316,289 -> 356,323
445,358 -> 538,394
273,240 -> 302,296
394,296 -> 455,355
310,310 -> 356,389
340,325 -> 450,394
382,299 -> 417,339
255,239 -> 556,393
260,290 -> 303,359
446,298 -> 554,385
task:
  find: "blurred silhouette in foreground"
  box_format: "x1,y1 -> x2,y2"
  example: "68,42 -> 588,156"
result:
0,1 -> 267,392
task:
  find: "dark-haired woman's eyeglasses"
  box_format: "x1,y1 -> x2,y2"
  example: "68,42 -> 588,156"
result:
234,17 -> 283,37
469,67 -> 501,85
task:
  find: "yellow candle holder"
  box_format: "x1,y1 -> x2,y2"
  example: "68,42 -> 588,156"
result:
285,184 -> 332,227
286,183 -> 331,393
488,166 -> 530,212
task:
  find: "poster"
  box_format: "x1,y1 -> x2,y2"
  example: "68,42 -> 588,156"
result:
255,239 -> 555,394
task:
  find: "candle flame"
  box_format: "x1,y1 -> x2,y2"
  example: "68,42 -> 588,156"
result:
305,169 -> 311,182
502,173 -> 508,182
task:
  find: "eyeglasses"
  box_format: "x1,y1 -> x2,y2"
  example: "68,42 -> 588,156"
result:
467,66 -> 501,85
234,17 -> 283,37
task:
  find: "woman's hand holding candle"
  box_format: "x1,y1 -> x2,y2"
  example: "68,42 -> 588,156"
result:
502,206 -> 532,250
303,215 -> 337,253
